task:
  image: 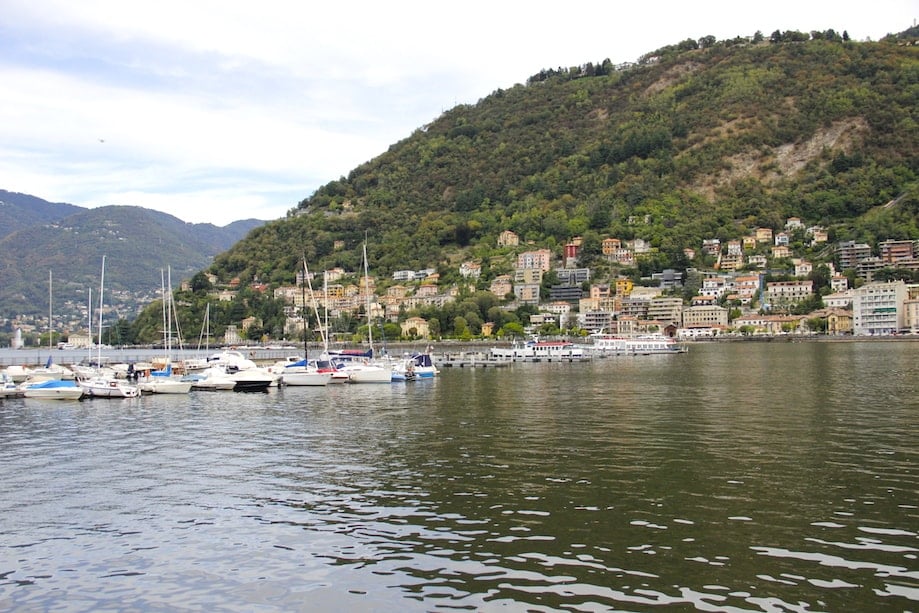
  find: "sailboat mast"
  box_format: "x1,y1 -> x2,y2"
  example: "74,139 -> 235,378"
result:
363,241 -> 373,352
323,271 -> 330,352
302,258 -> 326,354
97,256 -> 105,359
161,269 -> 168,353
48,269 -> 53,352
301,257 -> 308,361
87,287 -> 92,363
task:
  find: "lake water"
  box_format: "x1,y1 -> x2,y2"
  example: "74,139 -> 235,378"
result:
1,341 -> 916,611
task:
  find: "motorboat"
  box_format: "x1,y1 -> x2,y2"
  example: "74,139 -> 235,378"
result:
20,378 -> 84,400
272,358 -> 332,386
137,376 -> 193,394
400,352 -> 439,378
226,366 -> 274,392
4,365 -> 33,383
78,375 -> 140,398
135,362 -> 192,394
182,368 -> 236,391
0,372 -> 21,397
324,349 -> 393,383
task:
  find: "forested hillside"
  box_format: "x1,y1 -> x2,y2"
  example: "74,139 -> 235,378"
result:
120,29 -> 919,345
208,29 -> 917,288
0,190 -> 83,238
0,203 -> 264,319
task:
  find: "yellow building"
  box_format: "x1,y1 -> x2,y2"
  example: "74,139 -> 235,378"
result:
401,317 -> 431,339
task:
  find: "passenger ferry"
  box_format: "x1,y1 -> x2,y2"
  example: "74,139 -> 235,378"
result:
490,338 -> 588,362
589,334 -> 687,356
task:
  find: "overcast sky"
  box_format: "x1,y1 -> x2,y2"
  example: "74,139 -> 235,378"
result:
1,1 -> 914,225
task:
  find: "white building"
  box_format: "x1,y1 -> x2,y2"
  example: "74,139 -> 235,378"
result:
823,290 -> 854,309
852,281 -> 907,336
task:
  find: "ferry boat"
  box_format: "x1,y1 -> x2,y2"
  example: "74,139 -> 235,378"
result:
589,334 -> 687,356
490,338 -> 588,362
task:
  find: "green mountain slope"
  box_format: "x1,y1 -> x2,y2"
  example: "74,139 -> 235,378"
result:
0,204 -> 264,317
209,32 -> 918,288
0,190 -> 84,238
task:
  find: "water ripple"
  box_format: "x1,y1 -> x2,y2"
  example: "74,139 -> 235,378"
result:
0,342 -> 917,611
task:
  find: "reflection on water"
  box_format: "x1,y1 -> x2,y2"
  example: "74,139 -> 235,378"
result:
0,341 -> 917,611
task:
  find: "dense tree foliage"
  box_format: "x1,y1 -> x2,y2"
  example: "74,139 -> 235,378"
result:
132,30 -> 918,341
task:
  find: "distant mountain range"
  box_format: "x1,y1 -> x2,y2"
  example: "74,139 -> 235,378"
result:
0,189 -> 265,321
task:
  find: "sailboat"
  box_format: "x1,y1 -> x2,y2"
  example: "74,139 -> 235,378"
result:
77,256 -> 140,398
27,270 -> 76,382
333,242 -> 394,384
276,258 -> 332,386
20,270 -> 84,399
137,268 -> 192,394
181,303 -> 213,373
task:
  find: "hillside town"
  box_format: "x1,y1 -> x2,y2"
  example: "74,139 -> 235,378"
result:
220,217 -> 917,342
7,215 -> 918,348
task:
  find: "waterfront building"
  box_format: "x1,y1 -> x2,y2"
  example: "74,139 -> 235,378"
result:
824,290 -> 854,309
905,298 -> 919,334
401,317 -> 431,338
852,280 -> 907,336
765,280 -> 813,311
620,296 -> 650,320
733,314 -> 805,335
682,305 -> 728,328
579,309 -> 613,333
808,308 -> 854,335
646,297 -> 684,327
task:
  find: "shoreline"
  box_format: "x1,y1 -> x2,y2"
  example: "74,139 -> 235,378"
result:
1,334 -> 916,368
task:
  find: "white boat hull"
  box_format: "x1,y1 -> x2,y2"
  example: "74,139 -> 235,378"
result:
347,365 -> 394,383
23,388 -> 84,400
282,371 -> 332,386
138,378 -> 193,394
79,377 -> 140,398
21,380 -> 84,400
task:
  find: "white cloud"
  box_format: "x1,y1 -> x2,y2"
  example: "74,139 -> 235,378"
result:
0,0 -> 914,224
